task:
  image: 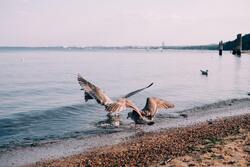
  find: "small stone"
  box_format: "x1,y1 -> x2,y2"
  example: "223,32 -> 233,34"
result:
159,160 -> 166,165
244,145 -> 250,153
137,162 -> 143,166
180,114 -> 188,118
207,119 -> 213,124
227,160 -> 236,164
216,155 -> 224,160
165,157 -> 173,163
188,163 -> 196,167
248,92 -> 250,96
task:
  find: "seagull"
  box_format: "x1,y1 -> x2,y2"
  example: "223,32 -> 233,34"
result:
200,70 -> 208,76
127,111 -> 155,125
127,97 -> 175,124
77,74 -> 153,116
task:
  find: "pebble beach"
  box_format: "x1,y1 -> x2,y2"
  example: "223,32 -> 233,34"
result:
30,114 -> 250,167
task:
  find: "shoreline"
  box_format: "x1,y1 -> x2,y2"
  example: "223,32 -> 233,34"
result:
31,114 -> 250,167
0,98 -> 249,167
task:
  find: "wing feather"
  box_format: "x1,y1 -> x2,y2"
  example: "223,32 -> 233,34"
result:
77,74 -> 113,105
84,92 -> 94,102
106,103 -> 120,112
142,97 -> 175,119
123,83 -> 153,98
105,99 -> 141,114
157,98 -> 175,109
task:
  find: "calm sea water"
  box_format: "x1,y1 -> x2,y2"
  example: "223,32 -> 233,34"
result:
0,49 -> 249,150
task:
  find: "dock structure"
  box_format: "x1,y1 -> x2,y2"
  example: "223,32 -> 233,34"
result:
232,34 -> 242,56
219,41 -> 223,56
161,41 -> 165,52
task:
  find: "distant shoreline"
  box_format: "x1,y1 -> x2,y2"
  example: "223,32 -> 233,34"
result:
0,44 -> 218,51
1,46 -> 250,53
1,33 -> 249,52
0,46 -> 218,51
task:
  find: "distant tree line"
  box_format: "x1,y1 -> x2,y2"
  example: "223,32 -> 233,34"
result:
169,33 -> 250,51
223,34 -> 250,50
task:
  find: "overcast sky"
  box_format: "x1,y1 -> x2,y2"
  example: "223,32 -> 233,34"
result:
0,0 -> 249,46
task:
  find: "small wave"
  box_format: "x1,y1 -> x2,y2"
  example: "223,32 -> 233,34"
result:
0,104 -> 82,130
0,103 -> 101,124
177,98 -> 250,114
1,98 -> 249,152
0,103 -> 105,150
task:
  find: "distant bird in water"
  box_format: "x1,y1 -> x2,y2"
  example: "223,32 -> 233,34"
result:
77,74 -> 153,116
200,70 -> 208,76
127,97 -> 175,125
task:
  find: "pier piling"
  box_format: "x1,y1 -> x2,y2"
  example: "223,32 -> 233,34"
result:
219,41 -> 223,56
233,34 -> 242,56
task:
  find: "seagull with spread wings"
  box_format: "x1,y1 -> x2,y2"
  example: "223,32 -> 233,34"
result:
77,74 -> 153,117
127,97 -> 175,124
141,97 -> 175,120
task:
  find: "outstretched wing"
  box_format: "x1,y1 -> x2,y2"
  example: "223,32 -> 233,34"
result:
143,97 -> 175,119
105,100 -> 127,113
105,99 -> 143,117
77,74 -> 113,106
156,98 -> 175,109
123,82 -> 154,98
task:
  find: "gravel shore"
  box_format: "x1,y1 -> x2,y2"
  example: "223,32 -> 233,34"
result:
30,114 -> 250,167
153,126 -> 250,167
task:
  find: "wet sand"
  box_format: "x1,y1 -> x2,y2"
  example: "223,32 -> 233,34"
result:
30,114 -> 250,167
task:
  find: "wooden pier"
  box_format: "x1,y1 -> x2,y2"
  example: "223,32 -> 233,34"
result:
232,34 -> 242,56
219,41 -> 223,56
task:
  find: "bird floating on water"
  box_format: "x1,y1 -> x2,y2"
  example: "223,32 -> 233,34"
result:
200,70 -> 208,76
127,97 -> 175,125
77,74 -> 153,116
